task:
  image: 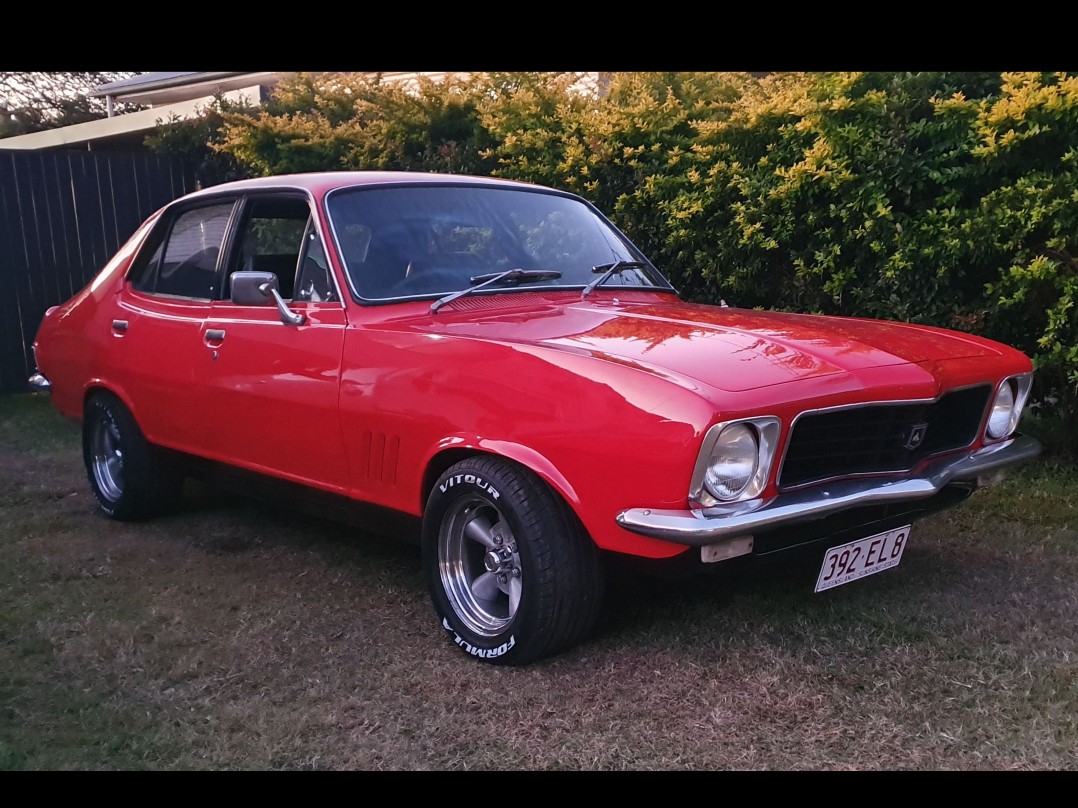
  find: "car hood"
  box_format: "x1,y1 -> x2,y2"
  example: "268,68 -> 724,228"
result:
431,294 -> 1005,393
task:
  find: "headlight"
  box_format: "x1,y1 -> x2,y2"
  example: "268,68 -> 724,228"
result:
986,381 -> 1015,439
690,417 -> 781,508
704,424 -> 759,500
985,373 -> 1033,441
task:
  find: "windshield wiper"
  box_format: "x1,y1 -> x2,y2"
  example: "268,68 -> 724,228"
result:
430,268 -> 563,313
581,260 -> 650,299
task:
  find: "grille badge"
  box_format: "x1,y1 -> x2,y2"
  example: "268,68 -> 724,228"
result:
902,422 -> 929,451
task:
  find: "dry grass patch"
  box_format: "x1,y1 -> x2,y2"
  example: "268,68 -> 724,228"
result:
2,394 -> 1076,770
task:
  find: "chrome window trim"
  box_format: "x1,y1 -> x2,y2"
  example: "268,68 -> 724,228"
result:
126,198 -> 240,301
237,189 -> 345,307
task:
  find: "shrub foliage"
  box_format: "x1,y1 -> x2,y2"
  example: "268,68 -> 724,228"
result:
148,71 -> 1078,453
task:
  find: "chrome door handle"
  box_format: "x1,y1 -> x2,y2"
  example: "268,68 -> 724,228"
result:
205,329 -> 226,342
112,319 -> 128,332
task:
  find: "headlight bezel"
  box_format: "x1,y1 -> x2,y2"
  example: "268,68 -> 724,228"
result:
689,416 -> 781,509
984,373 -> 1033,442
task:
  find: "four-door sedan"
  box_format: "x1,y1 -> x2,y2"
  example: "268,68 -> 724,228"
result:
29,171 -> 1041,665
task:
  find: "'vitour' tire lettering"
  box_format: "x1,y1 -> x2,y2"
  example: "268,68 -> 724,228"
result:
439,474 -> 500,500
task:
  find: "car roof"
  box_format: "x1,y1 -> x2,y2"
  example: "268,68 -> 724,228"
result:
181,171 -> 558,202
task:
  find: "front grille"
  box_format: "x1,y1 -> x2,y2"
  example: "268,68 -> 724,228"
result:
778,385 -> 992,489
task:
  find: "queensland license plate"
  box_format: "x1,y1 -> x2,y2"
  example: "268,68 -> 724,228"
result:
815,525 -> 911,593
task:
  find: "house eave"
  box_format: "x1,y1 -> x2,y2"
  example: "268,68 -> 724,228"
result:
0,91 -> 257,150
93,71 -> 284,106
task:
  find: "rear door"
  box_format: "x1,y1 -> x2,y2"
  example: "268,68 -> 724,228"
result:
113,199 -> 237,454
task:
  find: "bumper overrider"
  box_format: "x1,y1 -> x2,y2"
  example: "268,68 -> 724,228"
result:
616,435 -> 1042,550
28,372 -> 51,393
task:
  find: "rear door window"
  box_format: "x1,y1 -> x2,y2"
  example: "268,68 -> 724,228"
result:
132,203 -> 234,300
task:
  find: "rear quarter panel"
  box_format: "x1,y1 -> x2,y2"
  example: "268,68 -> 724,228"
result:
33,213 -> 163,420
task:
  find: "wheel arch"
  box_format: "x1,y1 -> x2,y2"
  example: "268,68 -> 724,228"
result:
82,380 -> 138,420
420,442 -> 583,527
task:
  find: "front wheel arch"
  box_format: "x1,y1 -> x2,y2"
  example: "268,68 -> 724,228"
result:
420,443 -> 581,517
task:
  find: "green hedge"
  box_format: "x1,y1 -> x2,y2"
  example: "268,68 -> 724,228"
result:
149,71 -> 1078,455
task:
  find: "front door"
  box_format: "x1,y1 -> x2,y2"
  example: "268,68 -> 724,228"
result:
196,195 -> 351,492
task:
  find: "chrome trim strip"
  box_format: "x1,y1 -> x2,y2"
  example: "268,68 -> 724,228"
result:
616,434 -> 1042,546
28,372 -> 51,392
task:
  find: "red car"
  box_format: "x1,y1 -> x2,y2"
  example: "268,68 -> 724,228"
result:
29,171 -> 1041,665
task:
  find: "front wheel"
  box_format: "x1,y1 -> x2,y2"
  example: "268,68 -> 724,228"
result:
82,391 -> 181,521
423,456 -> 605,665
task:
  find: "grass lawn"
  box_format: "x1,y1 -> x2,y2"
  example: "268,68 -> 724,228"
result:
2,393 -> 1076,770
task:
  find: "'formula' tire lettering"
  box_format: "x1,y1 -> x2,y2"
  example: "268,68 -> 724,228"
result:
441,617 -> 515,658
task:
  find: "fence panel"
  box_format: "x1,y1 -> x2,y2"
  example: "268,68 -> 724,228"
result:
0,149 -> 195,394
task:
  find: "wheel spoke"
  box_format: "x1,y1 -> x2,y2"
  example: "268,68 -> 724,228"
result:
463,513 -> 496,548
470,570 -> 502,603
507,575 -> 522,617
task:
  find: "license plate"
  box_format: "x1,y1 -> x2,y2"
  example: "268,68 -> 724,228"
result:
814,525 -> 911,593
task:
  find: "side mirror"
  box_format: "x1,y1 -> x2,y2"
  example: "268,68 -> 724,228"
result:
231,271 -> 277,305
229,271 -> 306,326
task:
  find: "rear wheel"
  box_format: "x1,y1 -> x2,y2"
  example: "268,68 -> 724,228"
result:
82,391 -> 181,521
423,456 -> 605,665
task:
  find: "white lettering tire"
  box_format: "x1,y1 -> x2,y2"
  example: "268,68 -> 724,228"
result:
423,456 -> 605,665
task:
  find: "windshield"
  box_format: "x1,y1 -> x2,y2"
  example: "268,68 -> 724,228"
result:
324,184 -> 671,301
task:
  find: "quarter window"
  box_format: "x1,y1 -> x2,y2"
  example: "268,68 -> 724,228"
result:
294,219 -> 336,303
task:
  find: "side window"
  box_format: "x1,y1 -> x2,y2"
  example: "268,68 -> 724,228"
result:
293,218 -> 337,303
235,197 -> 311,300
130,238 -> 165,293
149,204 -> 233,299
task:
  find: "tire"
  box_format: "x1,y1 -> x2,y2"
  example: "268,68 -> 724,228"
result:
423,455 -> 605,665
82,391 -> 181,521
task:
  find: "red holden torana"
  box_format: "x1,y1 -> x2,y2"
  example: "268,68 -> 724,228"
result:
29,171 -> 1041,665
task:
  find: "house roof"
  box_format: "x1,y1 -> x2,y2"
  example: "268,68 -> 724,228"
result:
0,71 -> 606,152
93,72 -> 235,94
0,72 -> 283,151
92,71 -> 283,106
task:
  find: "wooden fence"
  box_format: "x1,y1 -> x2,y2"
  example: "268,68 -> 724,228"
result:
0,149 -> 196,395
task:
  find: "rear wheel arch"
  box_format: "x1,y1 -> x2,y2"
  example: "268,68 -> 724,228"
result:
82,382 -> 137,422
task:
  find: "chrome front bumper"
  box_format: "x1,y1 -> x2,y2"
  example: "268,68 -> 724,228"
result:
616,435 -> 1042,546
28,372 -> 51,393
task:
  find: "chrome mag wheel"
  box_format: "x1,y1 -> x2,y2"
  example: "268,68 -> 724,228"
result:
90,412 -> 125,503
438,496 -> 522,636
